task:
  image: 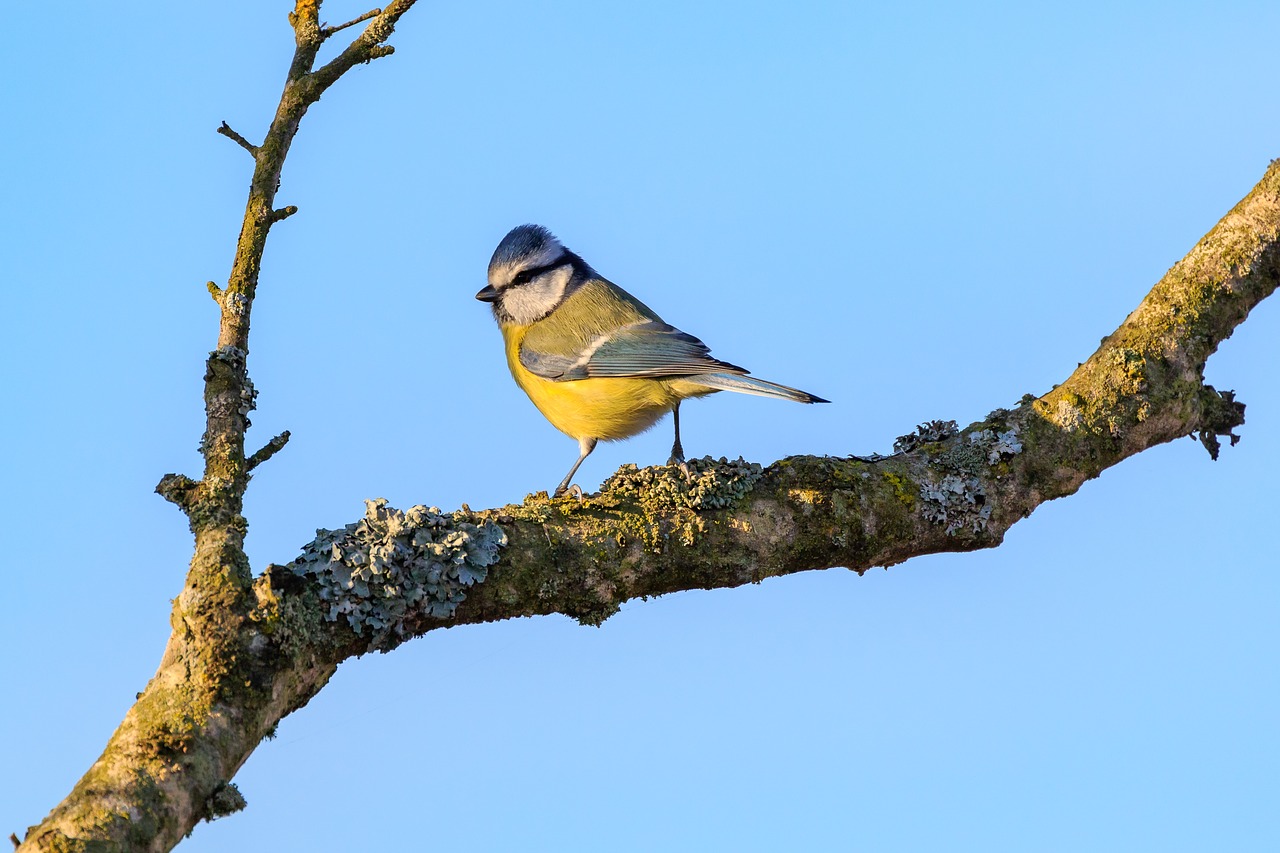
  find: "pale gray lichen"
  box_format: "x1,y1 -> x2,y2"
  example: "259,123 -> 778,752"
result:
289,498 -> 507,644
602,456 -> 764,510
894,420 -> 959,454
1109,347 -> 1146,384
206,344 -> 256,428
913,423 -> 1017,534
991,428 -> 1023,461
210,345 -> 247,369
967,424 -> 1023,464
919,474 -> 991,535
238,376 -> 257,427
1055,398 -> 1084,431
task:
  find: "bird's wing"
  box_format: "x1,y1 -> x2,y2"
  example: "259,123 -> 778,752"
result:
521,320 -> 747,381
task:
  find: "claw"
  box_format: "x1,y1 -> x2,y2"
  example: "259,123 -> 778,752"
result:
667,458 -> 692,481
568,484 -> 584,501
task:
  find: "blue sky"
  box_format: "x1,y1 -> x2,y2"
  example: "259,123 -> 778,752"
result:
3,2 -> 1278,850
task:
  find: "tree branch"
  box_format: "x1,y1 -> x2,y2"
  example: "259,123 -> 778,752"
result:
321,7 -> 382,39
216,121 -> 258,155
17,0 -> 1278,848
269,205 -> 299,223
247,430 -> 291,471
309,0 -> 419,96
154,473 -> 200,513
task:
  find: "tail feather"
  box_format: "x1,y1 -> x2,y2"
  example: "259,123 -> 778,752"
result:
686,372 -> 829,404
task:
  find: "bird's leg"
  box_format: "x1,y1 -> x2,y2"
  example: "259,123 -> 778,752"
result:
667,402 -> 693,481
667,402 -> 685,466
554,436 -> 597,498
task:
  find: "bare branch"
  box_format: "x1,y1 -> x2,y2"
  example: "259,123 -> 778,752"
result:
206,281 -> 223,304
321,8 -> 381,39
216,121 -> 258,155
247,430 -> 291,471
270,205 -> 299,223
309,0 -> 420,95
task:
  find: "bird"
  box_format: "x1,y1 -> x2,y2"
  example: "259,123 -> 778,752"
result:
476,224 -> 828,497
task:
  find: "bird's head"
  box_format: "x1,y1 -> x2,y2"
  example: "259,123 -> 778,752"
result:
477,224 -> 586,325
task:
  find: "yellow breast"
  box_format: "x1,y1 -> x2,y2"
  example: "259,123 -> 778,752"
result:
502,324 -> 702,442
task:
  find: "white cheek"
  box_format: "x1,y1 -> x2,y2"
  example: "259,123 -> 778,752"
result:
501,266 -> 572,325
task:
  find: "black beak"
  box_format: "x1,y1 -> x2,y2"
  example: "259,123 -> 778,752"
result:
475,284 -> 500,303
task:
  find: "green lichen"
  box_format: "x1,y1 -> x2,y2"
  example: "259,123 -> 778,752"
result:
1109,347 -> 1147,384
932,438 -> 986,473
600,456 -> 764,548
499,493 -> 555,523
288,498 -> 507,647
603,456 -> 764,512
881,471 -> 917,510
203,783 -> 246,822
252,574 -> 327,662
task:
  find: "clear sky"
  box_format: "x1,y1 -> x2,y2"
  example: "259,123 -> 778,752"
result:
3,2 -> 1278,850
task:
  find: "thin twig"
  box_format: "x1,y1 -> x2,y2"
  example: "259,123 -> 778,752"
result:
217,121 -> 258,156
270,205 -> 299,223
207,281 -> 224,304
10,833 -> 21,850
321,8 -> 382,39
309,0 -> 419,95
247,430 -> 291,472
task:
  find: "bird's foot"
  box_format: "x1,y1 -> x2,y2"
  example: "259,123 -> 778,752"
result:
666,455 -> 692,482
553,483 -> 585,501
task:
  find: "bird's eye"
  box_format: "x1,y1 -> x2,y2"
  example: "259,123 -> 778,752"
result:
511,270 -> 532,287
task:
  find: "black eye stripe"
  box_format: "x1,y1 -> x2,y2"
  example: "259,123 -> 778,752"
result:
509,259 -> 570,288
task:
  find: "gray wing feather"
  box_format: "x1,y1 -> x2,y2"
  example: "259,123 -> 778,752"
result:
518,349 -> 580,379
520,321 -> 746,381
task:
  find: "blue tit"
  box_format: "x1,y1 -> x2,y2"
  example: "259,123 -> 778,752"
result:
476,224 -> 828,497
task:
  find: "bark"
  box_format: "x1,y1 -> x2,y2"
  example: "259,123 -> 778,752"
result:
15,1 -> 1279,850
18,3 -> 420,851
